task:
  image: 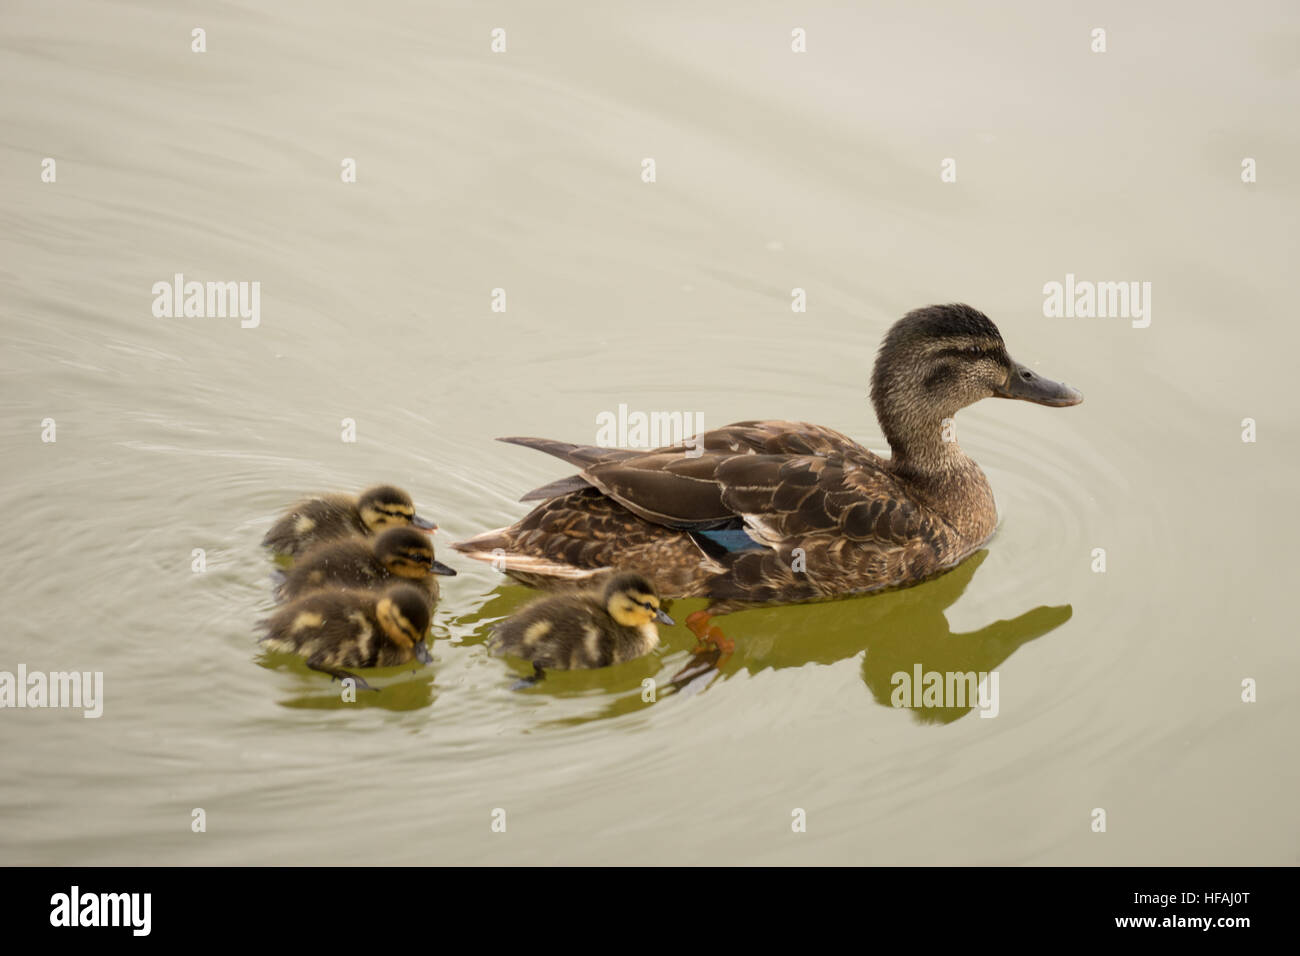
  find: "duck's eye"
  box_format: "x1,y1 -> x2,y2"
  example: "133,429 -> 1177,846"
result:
966,346 -> 982,355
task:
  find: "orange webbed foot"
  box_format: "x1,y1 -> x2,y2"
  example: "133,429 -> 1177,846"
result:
684,611 -> 735,656
671,611 -> 733,690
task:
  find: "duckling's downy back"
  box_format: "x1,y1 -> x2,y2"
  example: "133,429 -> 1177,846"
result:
262,485 -> 437,556
276,527 -> 454,605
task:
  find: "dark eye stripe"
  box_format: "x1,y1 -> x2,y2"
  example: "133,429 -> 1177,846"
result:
924,363 -> 959,390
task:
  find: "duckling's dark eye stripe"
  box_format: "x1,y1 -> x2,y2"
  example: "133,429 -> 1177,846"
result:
383,606 -> 422,645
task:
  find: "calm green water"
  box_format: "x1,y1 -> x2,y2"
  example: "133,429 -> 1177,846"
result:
1,0 -> 1296,865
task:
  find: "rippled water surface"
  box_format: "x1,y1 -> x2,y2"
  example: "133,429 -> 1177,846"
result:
2,0 -> 1297,864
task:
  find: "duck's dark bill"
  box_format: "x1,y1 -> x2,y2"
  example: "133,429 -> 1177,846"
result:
654,608 -> 675,626
414,642 -> 433,664
994,360 -> 1083,407
431,560 -> 457,576
411,514 -> 438,531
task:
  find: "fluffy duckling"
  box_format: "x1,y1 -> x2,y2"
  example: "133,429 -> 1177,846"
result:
277,527 -> 457,605
262,484 -> 437,556
259,583 -> 432,690
490,572 -> 674,680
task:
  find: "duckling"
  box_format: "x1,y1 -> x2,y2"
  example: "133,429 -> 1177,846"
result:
490,572 -> 674,681
262,484 -> 437,556
258,583 -> 433,690
277,527 -> 457,605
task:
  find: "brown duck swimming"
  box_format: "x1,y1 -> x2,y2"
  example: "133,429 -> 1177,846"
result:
276,526 -> 456,605
453,305 -> 1082,624
262,484 -> 437,557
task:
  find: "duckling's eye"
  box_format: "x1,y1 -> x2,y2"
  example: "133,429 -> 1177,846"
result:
966,346 -> 983,355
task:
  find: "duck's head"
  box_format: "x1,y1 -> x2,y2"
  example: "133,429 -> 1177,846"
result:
604,572 -> 675,629
358,485 -> 438,534
374,527 -> 458,579
870,304 -> 1082,466
375,584 -> 434,663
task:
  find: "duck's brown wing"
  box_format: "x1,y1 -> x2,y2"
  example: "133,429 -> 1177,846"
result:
695,420 -> 868,457
504,421 -> 879,529
458,423 -> 944,602
699,453 -> 958,607
715,452 -> 933,546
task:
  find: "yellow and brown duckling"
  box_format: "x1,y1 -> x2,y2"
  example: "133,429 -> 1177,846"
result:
262,484 -> 437,557
490,572 -> 674,683
276,526 -> 456,605
259,583 -> 433,691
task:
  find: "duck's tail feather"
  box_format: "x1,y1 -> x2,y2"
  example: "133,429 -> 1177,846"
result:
452,526 -> 605,580
519,474 -> 594,501
497,436 -> 638,468
451,526 -> 511,555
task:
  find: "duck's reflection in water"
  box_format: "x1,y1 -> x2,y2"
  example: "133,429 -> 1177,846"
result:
459,550 -> 1072,727
850,551 -> 1071,725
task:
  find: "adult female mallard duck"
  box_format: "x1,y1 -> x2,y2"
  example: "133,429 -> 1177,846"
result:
258,583 -> 433,690
454,304 -> 1082,636
276,526 -> 457,605
262,484 -> 437,557
491,572 -> 674,681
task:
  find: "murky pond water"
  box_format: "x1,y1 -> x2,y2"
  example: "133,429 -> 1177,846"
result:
2,0 -> 1296,864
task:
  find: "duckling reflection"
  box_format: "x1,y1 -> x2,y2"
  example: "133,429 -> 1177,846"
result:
272,676 -> 437,712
